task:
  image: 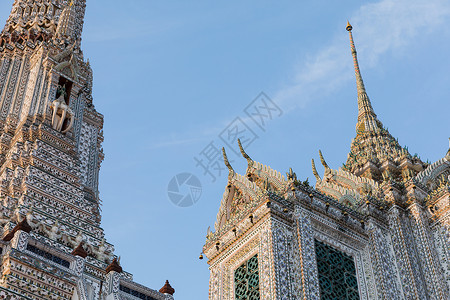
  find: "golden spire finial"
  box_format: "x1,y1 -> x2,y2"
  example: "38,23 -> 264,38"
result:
347,22 -> 381,133
346,20 -> 352,31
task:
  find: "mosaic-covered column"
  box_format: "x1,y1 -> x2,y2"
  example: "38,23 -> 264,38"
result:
367,217 -> 403,300
294,206 -> 320,300
388,205 -> 427,299
408,202 -> 449,299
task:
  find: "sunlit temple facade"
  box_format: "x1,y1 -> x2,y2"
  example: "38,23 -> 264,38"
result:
203,22 -> 450,300
0,1 -> 174,299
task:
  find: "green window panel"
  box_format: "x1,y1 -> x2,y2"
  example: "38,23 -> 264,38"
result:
315,240 -> 360,300
234,254 -> 260,300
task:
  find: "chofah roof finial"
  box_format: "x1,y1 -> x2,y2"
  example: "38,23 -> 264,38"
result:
319,150 -> 332,176
222,147 -> 234,175
319,150 -> 330,169
238,138 -> 253,164
312,159 -> 321,181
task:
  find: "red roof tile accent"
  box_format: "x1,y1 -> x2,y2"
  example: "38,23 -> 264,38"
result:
3,218 -> 32,242
159,280 -> 175,295
105,257 -> 123,274
71,242 -> 88,258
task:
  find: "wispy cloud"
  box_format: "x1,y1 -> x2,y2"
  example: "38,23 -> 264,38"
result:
140,0 -> 450,151
275,0 -> 450,111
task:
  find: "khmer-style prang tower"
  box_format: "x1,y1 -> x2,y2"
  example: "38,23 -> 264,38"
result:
0,1 -> 174,299
203,22 -> 450,300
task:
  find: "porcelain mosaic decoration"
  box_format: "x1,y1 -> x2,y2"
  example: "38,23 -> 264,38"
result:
203,21 -> 450,300
0,1 -> 175,299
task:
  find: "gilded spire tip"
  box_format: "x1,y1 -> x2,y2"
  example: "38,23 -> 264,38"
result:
346,21 -> 352,31
346,24 -> 380,133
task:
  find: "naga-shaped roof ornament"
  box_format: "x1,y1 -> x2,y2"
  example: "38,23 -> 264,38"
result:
311,159 -> 321,181
238,138 -> 253,165
222,147 -> 235,178
319,150 -> 331,176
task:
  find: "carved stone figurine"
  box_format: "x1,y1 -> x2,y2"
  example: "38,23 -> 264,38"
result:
40,220 -> 62,241
50,85 -> 74,133
93,238 -> 109,262
67,231 -> 85,248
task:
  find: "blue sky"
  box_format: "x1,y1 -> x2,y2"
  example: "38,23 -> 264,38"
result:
1,0 -> 450,299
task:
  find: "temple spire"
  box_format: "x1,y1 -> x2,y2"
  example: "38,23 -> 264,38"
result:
346,22 -> 380,133
1,0 -> 86,43
56,1 -> 77,42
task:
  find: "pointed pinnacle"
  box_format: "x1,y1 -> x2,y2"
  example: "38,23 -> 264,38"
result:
346,20 -> 352,31
347,24 -> 380,133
